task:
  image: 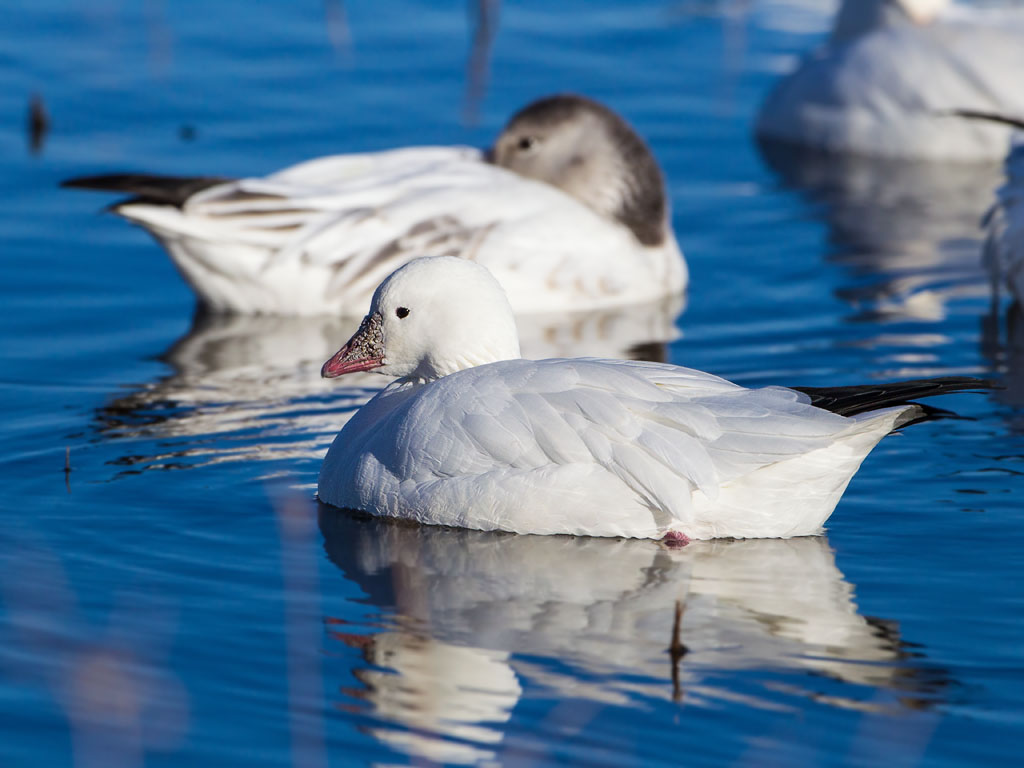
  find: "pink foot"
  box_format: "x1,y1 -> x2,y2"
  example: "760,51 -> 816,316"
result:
662,531 -> 690,548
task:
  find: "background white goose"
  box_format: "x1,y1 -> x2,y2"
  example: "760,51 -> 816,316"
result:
63,94 -> 685,315
756,0 -> 1024,161
317,257 -> 988,540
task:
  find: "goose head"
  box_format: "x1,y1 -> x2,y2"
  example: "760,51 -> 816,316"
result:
321,257 -> 521,382
490,94 -> 668,247
832,0 -> 949,43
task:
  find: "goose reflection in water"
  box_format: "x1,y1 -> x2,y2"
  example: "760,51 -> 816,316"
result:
95,296 -> 684,472
981,300 -> 1024,412
319,509 -> 948,765
759,140 -> 1000,325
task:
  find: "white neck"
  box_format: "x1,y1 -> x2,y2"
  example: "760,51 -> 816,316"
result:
410,342 -> 521,382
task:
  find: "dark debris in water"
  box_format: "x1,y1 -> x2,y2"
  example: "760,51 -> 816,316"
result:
27,93 -> 49,155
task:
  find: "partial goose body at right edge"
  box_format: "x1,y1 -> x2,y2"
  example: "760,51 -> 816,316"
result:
985,135 -> 1024,305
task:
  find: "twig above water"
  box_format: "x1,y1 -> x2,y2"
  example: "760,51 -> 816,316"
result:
669,599 -> 688,702
463,0 -> 500,127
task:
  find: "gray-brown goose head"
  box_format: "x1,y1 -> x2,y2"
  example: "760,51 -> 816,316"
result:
490,94 -> 668,247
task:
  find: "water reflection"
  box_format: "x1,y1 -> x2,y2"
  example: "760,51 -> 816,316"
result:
981,300 -> 1024,411
321,509 -> 947,765
96,297 -> 684,471
96,312 -> 370,472
759,140 -> 1000,324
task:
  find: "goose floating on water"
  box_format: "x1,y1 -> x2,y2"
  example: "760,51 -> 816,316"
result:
63,94 -> 685,316
757,0 -> 1024,161
317,256 -> 989,540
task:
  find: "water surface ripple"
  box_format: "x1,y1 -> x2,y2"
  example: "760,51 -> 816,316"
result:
1,1 -> 1022,766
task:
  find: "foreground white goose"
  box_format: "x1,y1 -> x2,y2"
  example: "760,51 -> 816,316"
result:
756,0 -> 1024,161
317,256 -> 987,540
63,94 -> 685,315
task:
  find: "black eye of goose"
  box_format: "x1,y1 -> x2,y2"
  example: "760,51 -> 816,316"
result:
517,136 -> 537,151
396,307 -> 410,319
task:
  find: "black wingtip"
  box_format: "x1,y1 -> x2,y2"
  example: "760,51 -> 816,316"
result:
940,109 -> 1024,132
60,173 -> 231,208
61,173 -> 146,190
792,376 -> 997,420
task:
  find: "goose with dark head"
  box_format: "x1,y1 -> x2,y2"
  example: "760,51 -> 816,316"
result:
491,94 -> 668,247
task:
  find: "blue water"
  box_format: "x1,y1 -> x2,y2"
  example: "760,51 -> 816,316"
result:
2,1 -> 1023,765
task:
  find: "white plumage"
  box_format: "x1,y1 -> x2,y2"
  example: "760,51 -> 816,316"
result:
317,257 -> 983,540
65,95 -> 685,315
321,356 -> 901,539
757,0 -> 1024,161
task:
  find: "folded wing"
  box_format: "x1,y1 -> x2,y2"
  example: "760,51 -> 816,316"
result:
395,359 -> 852,527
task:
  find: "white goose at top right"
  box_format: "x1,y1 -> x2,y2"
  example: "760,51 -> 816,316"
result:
756,0 -> 1024,161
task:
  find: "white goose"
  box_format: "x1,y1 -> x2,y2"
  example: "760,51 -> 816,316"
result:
317,256 -> 987,541
63,95 -> 685,316
757,0 -> 1024,161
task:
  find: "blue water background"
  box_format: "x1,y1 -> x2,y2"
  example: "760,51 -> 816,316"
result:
1,1 -> 1023,765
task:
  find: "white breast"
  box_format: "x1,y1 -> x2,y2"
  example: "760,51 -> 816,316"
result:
317,357 -> 906,540
757,6 -> 1024,160
115,146 -> 686,315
